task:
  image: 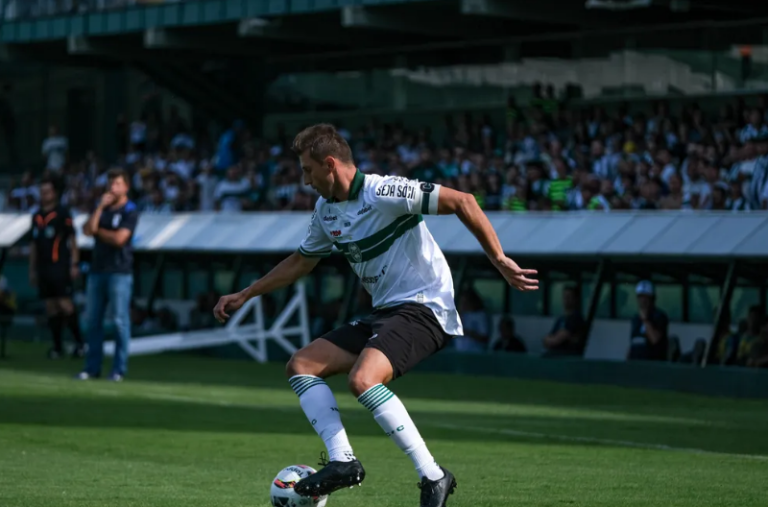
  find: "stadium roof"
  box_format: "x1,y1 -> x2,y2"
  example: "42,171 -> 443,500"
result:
4,0 -> 768,72
0,211 -> 756,260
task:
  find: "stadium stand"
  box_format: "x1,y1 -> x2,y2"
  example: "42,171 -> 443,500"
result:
0,0 -> 767,379
3,91 -> 768,215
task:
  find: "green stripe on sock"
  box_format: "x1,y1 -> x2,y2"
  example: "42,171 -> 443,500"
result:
289,376 -> 315,390
358,384 -> 386,408
295,379 -> 326,397
358,384 -> 395,412
367,391 -> 395,411
289,376 -> 327,397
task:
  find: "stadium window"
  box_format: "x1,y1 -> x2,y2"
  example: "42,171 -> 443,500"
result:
213,269 -> 235,297
548,280 -> 569,317
239,271 -> 261,291
615,283 -> 637,320
162,266 -> 183,300
688,284 -> 720,324
137,260 -> 154,299
473,279 -> 505,314
730,286 -> 760,324
511,286 -> 543,316
188,268 -> 209,299
581,280 -> 611,319
320,274 -> 345,304
654,284 -> 682,323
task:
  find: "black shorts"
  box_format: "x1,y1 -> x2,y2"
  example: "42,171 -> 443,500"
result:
37,266 -> 73,300
320,303 -> 452,379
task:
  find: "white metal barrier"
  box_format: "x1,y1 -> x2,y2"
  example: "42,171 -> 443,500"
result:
103,282 -> 311,362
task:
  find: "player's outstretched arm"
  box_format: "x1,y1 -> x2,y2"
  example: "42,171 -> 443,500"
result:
437,186 -> 539,292
213,252 -> 320,323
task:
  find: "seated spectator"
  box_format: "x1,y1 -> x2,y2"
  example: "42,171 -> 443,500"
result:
712,306 -> 739,365
628,280 -> 669,361
735,305 -> 765,366
542,285 -> 586,357
493,316 -> 526,353
454,288 -> 489,352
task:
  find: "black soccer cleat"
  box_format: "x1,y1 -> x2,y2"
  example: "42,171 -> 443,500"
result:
417,467 -> 457,507
294,452 -> 366,497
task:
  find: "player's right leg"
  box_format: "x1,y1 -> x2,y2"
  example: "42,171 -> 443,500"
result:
287,327 -> 369,497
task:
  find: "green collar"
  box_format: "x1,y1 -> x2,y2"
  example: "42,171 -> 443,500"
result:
329,170 -> 365,203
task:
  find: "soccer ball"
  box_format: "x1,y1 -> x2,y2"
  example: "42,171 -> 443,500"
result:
270,465 -> 329,507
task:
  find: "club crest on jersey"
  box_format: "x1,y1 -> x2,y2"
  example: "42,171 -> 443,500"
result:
348,242 -> 363,262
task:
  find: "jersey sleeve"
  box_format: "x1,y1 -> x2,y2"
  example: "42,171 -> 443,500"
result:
298,207 -> 333,258
367,176 -> 441,217
119,205 -> 139,234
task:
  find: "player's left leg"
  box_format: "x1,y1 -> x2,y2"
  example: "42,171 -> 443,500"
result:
350,304 -> 456,507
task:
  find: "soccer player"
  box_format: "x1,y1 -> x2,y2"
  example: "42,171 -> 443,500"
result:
29,177 -> 84,359
213,124 -> 538,507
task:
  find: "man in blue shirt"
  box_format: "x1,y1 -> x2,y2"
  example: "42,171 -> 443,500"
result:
77,168 -> 138,381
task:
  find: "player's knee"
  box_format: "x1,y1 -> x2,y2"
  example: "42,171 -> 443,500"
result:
285,348 -> 322,378
347,370 -> 379,397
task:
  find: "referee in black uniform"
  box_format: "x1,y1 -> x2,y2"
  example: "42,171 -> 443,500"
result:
29,177 -> 84,359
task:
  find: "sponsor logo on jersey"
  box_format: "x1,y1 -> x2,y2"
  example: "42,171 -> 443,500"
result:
112,214 -> 122,228
331,230 -> 342,237
323,215 -> 337,222
348,242 -> 363,262
397,185 -> 416,199
375,184 -> 395,196
357,205 -> 372,215
362,265 -> 387,284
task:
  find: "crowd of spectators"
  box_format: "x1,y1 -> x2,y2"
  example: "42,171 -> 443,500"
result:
5,87 -> 768,216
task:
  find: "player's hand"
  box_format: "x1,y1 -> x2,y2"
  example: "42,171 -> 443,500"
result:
99,192 -> 116,209
214,292 -> 247,324
70,265 -> 80,280
493,257 -> 539,292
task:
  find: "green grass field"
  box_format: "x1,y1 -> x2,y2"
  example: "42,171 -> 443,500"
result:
1,342 -> 767,507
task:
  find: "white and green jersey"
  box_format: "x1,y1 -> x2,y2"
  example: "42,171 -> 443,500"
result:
298,171 -> 462,336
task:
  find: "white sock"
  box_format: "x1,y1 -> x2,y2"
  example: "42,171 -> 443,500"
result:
358,384 -> 444,481
289,375 -> 356,463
